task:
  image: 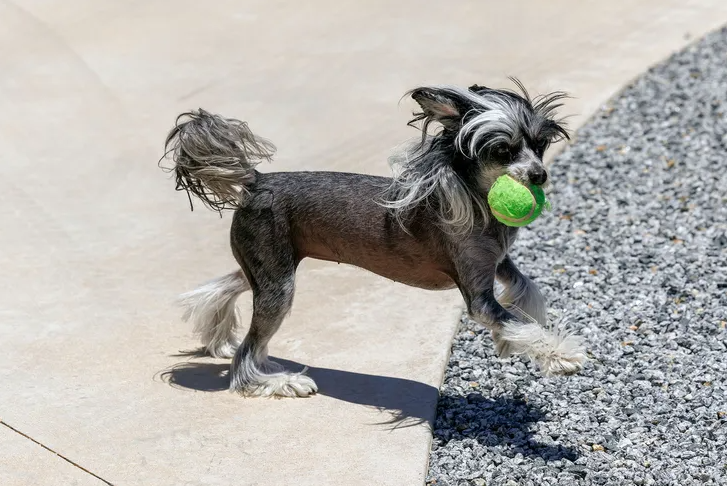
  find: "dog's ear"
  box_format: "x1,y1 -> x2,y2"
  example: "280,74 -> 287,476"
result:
409,88 -> 466,130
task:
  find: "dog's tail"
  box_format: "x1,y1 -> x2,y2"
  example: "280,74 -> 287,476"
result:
178,270 -> 250,358
162,109 -> 276,211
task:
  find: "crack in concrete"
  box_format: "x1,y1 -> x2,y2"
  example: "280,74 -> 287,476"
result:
1,420 -> 115,486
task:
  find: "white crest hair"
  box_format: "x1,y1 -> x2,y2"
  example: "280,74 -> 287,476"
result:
448,81 -> 569,159
381,136 -> 489,235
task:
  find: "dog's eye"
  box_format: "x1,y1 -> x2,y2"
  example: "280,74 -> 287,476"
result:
493,144 -> 511,157
535,140 -> 549,152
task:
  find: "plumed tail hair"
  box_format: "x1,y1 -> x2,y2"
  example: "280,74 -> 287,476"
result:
161,109 -> 276,212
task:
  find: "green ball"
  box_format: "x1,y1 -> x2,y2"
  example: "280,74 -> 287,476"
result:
487,175 -> 549,227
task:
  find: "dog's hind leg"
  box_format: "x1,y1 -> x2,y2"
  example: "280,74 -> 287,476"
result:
228,207 -> 317,398
178,270 -> 249,358
229,270 -> 317,397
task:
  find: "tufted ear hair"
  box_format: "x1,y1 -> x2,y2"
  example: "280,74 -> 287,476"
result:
408,87 -> 470,131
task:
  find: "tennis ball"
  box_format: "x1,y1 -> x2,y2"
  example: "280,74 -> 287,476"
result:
487,175 -> 549,227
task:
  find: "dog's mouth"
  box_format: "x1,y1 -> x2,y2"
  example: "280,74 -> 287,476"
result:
479,169 -> 505,194
511,172 -> 551,193
536,179 -> 552,194
479,166 -> 552,195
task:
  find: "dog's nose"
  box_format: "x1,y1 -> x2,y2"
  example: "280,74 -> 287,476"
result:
528,169 -> 547,186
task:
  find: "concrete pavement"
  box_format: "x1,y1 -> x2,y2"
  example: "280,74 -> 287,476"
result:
2,1 -> 727,484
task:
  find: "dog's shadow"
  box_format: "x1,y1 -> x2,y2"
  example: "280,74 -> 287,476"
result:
160,356 -> 437,428
433,393 -> 579,462
159,354 -> 579,461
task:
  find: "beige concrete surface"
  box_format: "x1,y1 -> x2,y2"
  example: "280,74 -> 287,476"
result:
0,424 -> 106,486
1,1 -> 727,485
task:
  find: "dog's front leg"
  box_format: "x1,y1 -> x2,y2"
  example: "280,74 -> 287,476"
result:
495,255 -> 547,325
455,254 -> 523,358
455,246 -> 585,376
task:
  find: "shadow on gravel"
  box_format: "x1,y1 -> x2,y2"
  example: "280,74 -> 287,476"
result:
433,393 -> 579,462
159,357 -> 438,428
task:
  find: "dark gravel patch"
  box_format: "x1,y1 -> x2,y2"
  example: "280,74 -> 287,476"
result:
427,26 -> 727,486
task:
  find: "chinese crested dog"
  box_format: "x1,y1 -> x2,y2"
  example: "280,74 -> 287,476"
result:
162,80 -> 587,397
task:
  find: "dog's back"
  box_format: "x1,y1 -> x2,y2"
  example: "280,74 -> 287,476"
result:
234,170 -> 457,290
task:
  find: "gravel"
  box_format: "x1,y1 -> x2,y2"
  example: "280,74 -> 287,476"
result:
427,26 -> 727,486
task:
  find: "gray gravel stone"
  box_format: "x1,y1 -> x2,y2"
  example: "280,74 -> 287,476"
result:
426,25 -> 727,486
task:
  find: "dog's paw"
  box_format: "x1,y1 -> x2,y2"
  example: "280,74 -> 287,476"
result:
271,373 -> 318,398
494,320 -> 587,376
232,372 -> 318,398
493,331 -> 515,358
537,349 -> 585,376
532,330 -> 587,376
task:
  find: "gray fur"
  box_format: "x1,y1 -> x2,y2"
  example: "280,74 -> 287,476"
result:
163,109 -> 276,211
162,81 -> 584,398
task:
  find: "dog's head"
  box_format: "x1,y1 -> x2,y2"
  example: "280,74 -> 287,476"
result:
407,80 -> 569,192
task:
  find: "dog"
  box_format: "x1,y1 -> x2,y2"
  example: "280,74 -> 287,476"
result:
161,80 -> 586,398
